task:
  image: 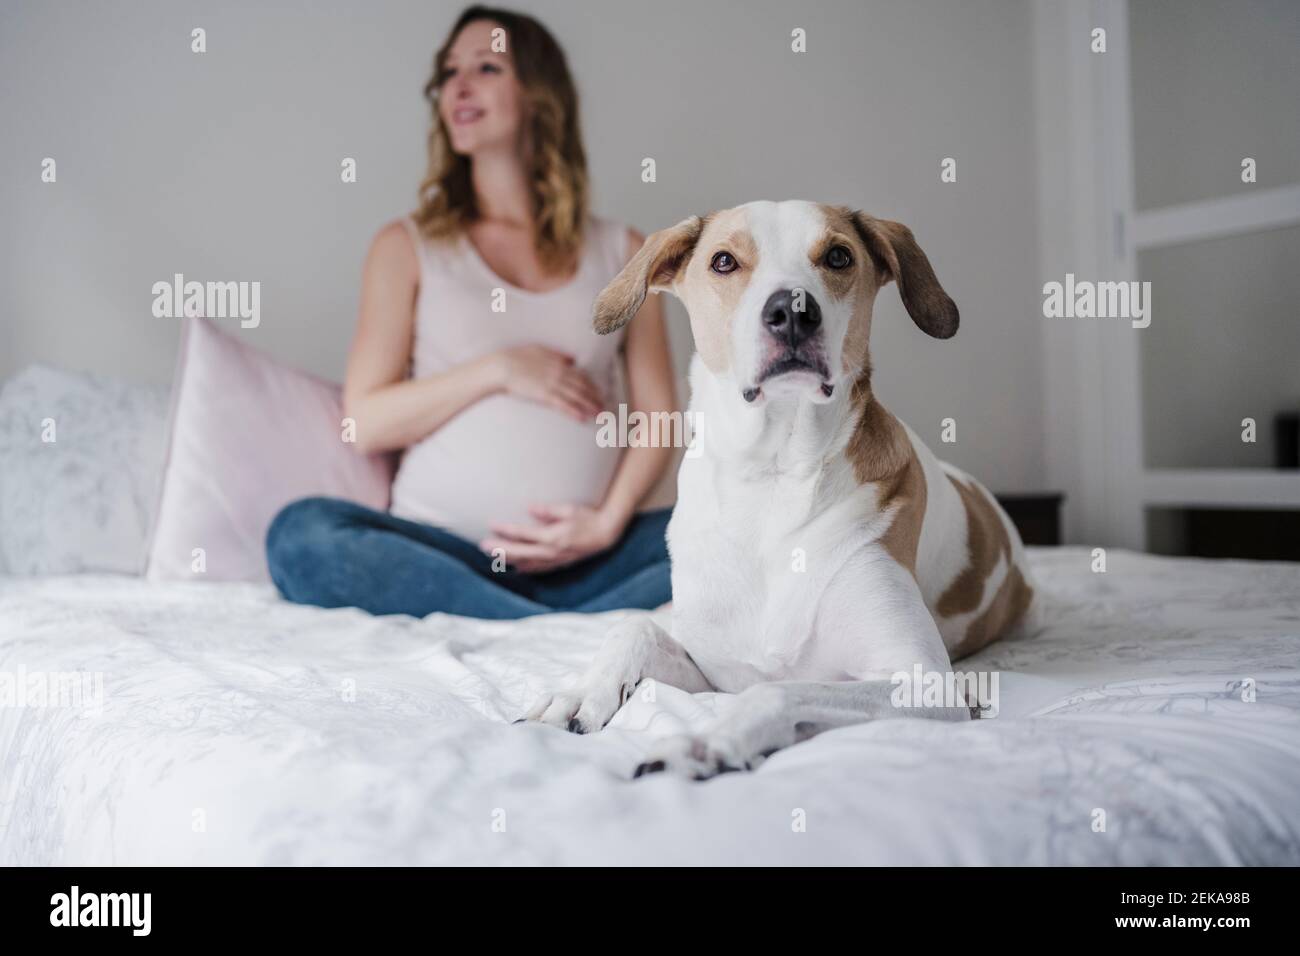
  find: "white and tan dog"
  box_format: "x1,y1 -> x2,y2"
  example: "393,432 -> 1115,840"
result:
523,200 -> 1035,779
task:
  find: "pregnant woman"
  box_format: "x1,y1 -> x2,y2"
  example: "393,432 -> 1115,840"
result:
266,5 -> 677,619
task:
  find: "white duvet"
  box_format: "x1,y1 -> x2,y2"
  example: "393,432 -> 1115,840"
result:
2,547 -> 1298,865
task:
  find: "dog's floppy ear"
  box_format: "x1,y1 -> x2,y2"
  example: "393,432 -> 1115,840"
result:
593,215 -> 703,335
851,213 -> 959,339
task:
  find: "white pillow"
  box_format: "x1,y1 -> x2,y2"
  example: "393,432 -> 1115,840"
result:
0,364 -> 169,575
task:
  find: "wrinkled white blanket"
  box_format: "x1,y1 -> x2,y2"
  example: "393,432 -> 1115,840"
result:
2,547 -> 1298,865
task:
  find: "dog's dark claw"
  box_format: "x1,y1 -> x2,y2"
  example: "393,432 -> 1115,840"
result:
511,718 -> 527,724
633,760 -> 666,778
566,717 -> 584,734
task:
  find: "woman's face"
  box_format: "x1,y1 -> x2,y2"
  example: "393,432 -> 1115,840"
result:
437,20 -> 526,157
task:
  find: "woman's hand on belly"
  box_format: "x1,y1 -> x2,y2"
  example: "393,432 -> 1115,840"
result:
492,345 -> 605,422
478,502 -> 624,573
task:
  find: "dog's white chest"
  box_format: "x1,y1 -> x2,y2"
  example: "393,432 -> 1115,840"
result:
666,458 -> 868,692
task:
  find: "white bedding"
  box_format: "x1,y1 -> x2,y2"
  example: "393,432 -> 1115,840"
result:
2,546 -> 1298,865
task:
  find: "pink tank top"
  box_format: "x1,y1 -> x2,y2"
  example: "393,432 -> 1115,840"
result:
389,214 -> 633,542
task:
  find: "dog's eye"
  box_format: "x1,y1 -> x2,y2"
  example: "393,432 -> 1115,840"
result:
825,245 -> 853,270
710,251 -> 738,275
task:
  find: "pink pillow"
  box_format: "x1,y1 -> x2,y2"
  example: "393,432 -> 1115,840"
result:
146,317 -> 396,582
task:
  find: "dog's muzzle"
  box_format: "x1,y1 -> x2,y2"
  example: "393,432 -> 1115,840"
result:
742,288 -> 833,403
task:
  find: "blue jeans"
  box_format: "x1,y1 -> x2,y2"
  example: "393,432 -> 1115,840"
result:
265,496 -> 672,620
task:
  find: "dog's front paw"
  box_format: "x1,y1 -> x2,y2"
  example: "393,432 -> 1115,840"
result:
632,734 -> 758,781
518,679 -> 637,735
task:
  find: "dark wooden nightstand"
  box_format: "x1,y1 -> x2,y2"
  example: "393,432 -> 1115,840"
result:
993,493 -> 1065,546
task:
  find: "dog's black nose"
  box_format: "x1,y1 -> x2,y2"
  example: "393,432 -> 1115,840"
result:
761,288 -> 822,346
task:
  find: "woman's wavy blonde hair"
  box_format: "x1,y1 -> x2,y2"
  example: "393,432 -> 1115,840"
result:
413,5 -> 589,274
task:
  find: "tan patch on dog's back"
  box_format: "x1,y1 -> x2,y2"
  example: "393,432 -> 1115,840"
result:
956,564 -> 1032,659
845,380 -> 926,574
939,474 -> 1033,659
877,451 -> 926,573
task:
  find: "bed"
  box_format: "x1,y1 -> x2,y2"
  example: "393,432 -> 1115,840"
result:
3,546 -> 1299,866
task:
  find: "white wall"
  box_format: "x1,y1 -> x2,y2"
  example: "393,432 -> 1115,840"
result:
1,0 -> 1045,493
1130,0 -> 1300,211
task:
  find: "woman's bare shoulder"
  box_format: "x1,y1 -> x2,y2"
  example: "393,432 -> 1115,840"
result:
366,217 -> 421,279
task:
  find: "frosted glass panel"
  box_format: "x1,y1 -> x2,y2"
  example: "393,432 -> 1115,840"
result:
1139,225 -> 1300,468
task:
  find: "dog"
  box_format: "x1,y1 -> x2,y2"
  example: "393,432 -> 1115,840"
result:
522,200 -> 1035,779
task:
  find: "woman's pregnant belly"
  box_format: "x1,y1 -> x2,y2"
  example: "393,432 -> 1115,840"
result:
388,393 -> 623,543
